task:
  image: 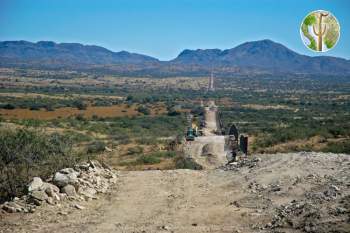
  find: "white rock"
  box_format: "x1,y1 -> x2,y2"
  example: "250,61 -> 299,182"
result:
61,185 -> 77,197
2,205 -> 16,213
46,197 -> 55,205
52,192 -> 61,201
43,182 -> 60,197
89,160 -> 103,170
53,170 -> 78,187
30,190 -> 49,201
58,193 -> 67,201
28,177 -> 44,192
60,168 -> 77,174
79,187 -> 97,199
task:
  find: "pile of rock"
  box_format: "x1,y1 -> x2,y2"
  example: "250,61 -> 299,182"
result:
267,200 -> 320,232
221,157 -> 261,171
265,185 -> 349,232
1,160 -> 117,214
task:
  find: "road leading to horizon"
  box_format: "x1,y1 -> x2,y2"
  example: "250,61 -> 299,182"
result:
184,101 -> 228,169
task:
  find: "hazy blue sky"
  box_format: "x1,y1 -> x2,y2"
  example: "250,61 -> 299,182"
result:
0,0 -> 349,60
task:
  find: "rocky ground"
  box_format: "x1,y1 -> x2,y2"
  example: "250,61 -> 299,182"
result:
0,152 -> 349,233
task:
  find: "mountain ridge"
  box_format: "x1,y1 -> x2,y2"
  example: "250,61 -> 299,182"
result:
1,39 -> 349,76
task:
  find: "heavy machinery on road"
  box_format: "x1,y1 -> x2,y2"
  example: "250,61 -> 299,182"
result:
186,113 -> 201,141
186,127 -> 195,141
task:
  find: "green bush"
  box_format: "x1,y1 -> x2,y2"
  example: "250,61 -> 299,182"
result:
87,141 -> 106,154
73,100 -> 87,110
2,103 -> 16,110
0,128 -> 75,202
29,104 -> 42,111
175,156 -> 203,170
136,155 -> 161,164
322,140 -> 350,154
135,137 -> 158,145
137,105 -> 150,115
149,151 -> 177,158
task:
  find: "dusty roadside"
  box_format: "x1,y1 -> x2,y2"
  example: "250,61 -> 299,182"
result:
1,152 -> 349,233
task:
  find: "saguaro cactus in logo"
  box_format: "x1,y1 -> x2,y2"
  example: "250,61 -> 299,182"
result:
300,10 -> 340,52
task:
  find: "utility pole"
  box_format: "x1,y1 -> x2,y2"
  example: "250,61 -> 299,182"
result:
208,71 -> 214,91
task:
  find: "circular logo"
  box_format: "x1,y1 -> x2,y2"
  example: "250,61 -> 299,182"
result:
300,10 -> 340,52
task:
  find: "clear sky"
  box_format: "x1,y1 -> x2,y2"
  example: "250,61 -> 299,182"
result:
0,0 -> 349,60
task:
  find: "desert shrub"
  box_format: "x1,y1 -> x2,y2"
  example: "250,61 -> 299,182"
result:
118,137 -> 131,145
75,114 -> 86,121
92,114 -> 99,120
190,106 -> 204,116
136,155 -> 161,164
135,137 -> 158,145
167,109 -> 180,116
149,151 -> 177,158
322,140 -> 350,154
2,103 -> 16,110
29,104 -> 42,111
127,146 -> 144,155
126,95 -> 133,102
20,119 -> 45,127
110,134 -> 131,144
0,128 -> 75,202
137,105 -> 150,115
87,141 -> 106,154
73,100 -> 87,110
45,105 -> 55,111
174,155 -> 203,170
93,99 -> 112,107
64,130 -> 92,143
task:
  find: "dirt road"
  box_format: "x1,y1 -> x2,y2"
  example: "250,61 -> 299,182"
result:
183,101 -> 228,169
202,100 -> 219,136
1,152 -> 349,233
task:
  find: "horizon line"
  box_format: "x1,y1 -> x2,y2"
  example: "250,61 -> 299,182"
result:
1,38 -> 349,61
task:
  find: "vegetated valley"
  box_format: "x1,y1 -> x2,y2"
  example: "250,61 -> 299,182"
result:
0,41 -> 350,232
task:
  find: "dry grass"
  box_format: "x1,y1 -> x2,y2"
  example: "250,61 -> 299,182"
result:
0,104 -> 139,120
0,92 -> 124,100
0,102 -> 167,120
254,135 -> 349,154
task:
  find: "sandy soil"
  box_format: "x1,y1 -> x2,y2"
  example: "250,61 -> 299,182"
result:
1,152 -> 349,233
183,135 -> 227,169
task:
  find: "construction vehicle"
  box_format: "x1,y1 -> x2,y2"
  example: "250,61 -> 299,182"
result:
192,121 -> 199,136
186,127 -> 195,141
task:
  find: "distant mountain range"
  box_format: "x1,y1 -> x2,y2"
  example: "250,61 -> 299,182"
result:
0,39 -> 349,76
